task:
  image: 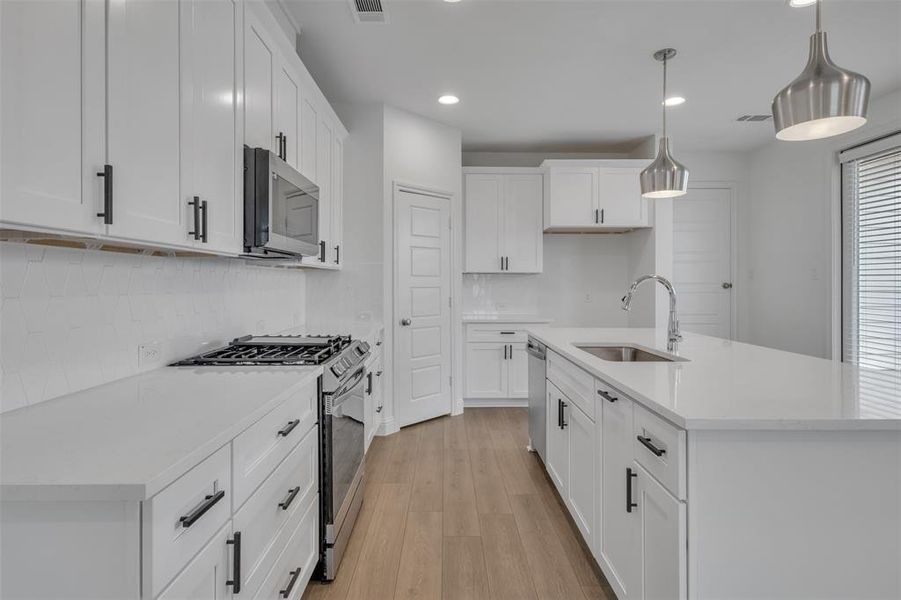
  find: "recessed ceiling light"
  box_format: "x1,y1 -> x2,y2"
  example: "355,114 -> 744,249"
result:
438,95 -> 459,105
788,0 -> 817,6
444,0 -> 461,3
663,96 -> 686,107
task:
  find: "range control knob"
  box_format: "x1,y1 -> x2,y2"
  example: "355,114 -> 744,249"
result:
331,364 -> 346,378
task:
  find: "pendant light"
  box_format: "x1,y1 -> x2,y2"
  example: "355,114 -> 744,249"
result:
640,48 -> 689,199
772,0 -> 870,141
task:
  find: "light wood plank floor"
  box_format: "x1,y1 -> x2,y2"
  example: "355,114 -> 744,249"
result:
303,408 -> 616,600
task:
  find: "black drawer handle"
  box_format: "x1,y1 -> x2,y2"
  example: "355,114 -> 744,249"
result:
499,331 -> 516,335
179,489 -> 225,528
226,531 -> 241,593
626,467 -> 638,513
280,568 -> 302,598
637,435 -> 666,457
597,389 -> 618,403
279,486 -> 301,511
278,419 -> 300,437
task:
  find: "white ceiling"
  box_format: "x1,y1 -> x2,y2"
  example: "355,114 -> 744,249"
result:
282,0 -> 901,152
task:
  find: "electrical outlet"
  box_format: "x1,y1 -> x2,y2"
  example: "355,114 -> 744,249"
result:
138,343 -> 161,367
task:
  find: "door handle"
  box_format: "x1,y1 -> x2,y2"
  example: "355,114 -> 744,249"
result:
200,199 -> 208,243
96,164 -> 113,224
400,318 -> 411,326
722,282 -> 733,289
226,531 -> 241,593
560,400 -> 568,429
595,208 -> 599,224
626,467 -> 638,513
188,196 -> 201,240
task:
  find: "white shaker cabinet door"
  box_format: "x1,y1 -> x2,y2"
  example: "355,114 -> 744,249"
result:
502,174 -> 543,273
567,400 -> 595,546
0,0 -> 105,235
316,118 -> 333,259
274,65 -> 299,169
299,96 -> 318,183
545,381 -> 570,497
330,136 -> 344,266
601,392 -> 639,598
597,168 -> 646,228
464,174 -> 503,273
632,462 -> 687,600
464,343 -> 507,398
107,0 -> 184,246
157,524 -> 233,600
180,0 -> 242,254
507,342 -> 529,398
545,166 -> 597,228
244,13 -> 275,152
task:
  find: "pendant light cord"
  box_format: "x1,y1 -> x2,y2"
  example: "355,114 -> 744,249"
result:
662,55 -> 668,139
816,0 -> 821,33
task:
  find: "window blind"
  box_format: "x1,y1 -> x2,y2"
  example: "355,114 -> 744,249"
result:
841,133 -> 901,371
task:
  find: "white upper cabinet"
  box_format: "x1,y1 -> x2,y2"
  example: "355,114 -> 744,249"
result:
463,170 -> 543,274
316,119 -> 333,262
300,95 -> 319,184
331,136 -> 344,266
0,0 -> 106,236
275,65 -> 300,169
180,0 -> 243,254
106,0 -> 184,246
244,12 -> 275,153
542,160 -> 651,231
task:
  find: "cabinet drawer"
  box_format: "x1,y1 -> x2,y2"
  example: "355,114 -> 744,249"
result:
547,351 -> 595,420
143,445 -> 232,598
466,325 -> 528,343
253,493 -> 319,600
632,403 -> 686,500
235,425 -> 318,599
234,378 -> 318,509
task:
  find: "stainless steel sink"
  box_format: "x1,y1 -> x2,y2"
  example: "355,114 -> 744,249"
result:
575,344 -> 687,363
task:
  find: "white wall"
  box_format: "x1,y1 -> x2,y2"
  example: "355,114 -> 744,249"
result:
0,243 -> 306,413
741,89 -> 901,358
382,105 -> 463,423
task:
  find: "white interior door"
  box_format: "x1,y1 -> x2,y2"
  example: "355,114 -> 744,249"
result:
394,187 -> 452,427
673,187 -> 733,338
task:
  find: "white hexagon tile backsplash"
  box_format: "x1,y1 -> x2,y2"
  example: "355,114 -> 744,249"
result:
0,242 -> 306,413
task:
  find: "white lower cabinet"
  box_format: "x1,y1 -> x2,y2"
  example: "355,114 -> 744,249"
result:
365,349 -> 383,452
157,523 -> 234,600
545,381 -> 570,497
567,399 -> 596,543
253,493 -> 319,600
463,325 -> 531,400
632,462 -> 686,600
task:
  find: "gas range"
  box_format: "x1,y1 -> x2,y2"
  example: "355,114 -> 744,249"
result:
171,334 -> 370,392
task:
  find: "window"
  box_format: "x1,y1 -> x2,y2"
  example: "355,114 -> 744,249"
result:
841,133 -> 901,375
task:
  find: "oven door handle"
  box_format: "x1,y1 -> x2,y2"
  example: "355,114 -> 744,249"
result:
330,366 -> 366,402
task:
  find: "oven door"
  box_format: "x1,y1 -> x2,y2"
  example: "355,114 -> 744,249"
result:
322,364 -> 366,542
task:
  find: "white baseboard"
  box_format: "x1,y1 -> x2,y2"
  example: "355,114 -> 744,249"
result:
376,416 -> 400,436
463,398 -> 528,409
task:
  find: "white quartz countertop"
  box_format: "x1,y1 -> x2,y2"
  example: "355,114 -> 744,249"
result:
0,365 -> 321,501
463,313 -> 553,324
527,327 -> 901,431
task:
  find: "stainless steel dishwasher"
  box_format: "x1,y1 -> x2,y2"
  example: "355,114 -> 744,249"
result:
526,337 -> 546,460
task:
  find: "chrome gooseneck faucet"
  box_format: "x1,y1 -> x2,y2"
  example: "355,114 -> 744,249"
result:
621,274 -> 682,352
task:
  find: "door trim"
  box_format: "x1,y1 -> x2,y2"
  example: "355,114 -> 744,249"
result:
391,181 -> 457,429
682,181 -> 739,340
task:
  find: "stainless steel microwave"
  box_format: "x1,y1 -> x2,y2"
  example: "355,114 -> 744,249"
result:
244,146 -> 319,258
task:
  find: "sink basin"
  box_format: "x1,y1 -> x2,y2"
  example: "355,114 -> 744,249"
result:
575,344 -> 687,363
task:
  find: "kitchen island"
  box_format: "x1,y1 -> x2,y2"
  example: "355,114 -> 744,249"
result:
526,326 -> 901,600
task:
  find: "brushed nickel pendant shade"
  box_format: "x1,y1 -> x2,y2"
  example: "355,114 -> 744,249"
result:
640,48 -> 689,199
772,0 -> 870,141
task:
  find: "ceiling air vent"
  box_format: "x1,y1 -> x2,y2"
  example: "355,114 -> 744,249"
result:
349,0 -> 388,23
736,114 -> 773,122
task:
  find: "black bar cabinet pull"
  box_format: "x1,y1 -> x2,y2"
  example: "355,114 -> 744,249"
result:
505,257 -> 509,270
597,389 -> 618,403
561,401 -> 568,428
557,398 -> 563,429
500,256 -> 504,271
280,568 -> 302,598
334,244 -> 340,264
226,531 -> 241,593
637,435 -> 666,457
601,208 -> 605,224
594,208 -> 599,224
179,489 -> 225,528
626,468 -> 638,513
319,240 -> 326,262
96,164 -> 113,224
188,196 -> 201,240
200,199 -> 208,243
500,331 -> 515,335
366,372 -> 373,395
278,486 -> 301,511
277,419 -> 300,437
